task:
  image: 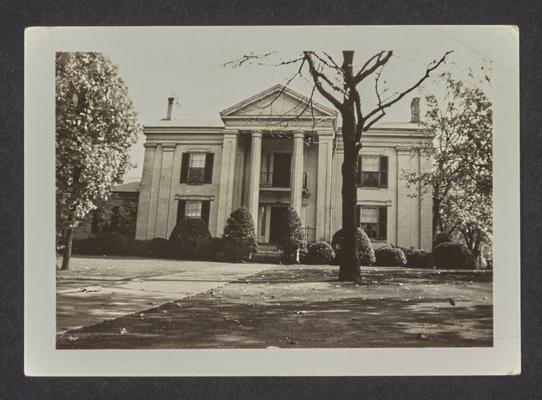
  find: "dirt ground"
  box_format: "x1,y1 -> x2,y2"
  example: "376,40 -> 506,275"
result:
57,264 -> 493,349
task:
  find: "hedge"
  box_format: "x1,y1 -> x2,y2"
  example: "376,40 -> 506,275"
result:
400,247 -> 433,268
331,228 -> 375,266
374,247 -> 407,267
432,241 -> 475,269
304,242 -> 335,265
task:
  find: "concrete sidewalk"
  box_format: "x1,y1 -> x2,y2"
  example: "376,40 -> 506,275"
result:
57,257 -> 274,334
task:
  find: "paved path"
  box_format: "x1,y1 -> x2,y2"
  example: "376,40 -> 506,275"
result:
57,257 -> 274,334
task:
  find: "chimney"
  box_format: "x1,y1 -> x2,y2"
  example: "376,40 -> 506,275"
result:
410,97 -> 420,123
166,97 -> 174,120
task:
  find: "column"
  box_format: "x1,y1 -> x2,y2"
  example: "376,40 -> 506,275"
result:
396,146 -> 414,247
135,142 -> 157,239
290,131 -> 304,215
216,130 -> 238,236
145,144 -> 163,239
154,143 -> 176,238
315,132 -> 333,241
247,130 -> 262,235
419,148 -> 433,250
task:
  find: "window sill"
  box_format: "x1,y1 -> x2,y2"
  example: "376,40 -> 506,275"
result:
358,186 -> 388,190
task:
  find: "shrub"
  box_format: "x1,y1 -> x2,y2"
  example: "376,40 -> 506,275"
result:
432,241 -> 475,269
169,218 -> 212,259
207,237 -> 229,261
304,242 -> 335,265
280,207 -> 305,264
222,208 -> 258,262
331,228 -> 375,266
146,238 -> 172,258
400,247 -> 433,268
374,246 -> 407,267
433,232 -> 452,247
72,232 -> 129,256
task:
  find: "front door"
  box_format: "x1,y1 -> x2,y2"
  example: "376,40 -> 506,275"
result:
272,153 -> 291,187
269,206 -> 288,243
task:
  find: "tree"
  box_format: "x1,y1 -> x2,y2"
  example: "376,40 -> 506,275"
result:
222,208 -> 258,261
228,50 -> 451,282
56,52 -> 140,270
404,73 -> 492,264
280,207 -> 305,264
303,51 -> 451,281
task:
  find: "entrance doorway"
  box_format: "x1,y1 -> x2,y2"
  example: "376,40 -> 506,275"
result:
269,206 -> 288,243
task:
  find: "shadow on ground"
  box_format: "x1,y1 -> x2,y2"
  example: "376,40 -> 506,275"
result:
57,266 -> 493,349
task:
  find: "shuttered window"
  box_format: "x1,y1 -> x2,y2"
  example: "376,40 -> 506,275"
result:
358,205 -> 387,240
180,152 -> 214,184
357,155 -> 389,188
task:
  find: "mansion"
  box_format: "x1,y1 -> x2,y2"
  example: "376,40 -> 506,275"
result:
134,85 -> 433,250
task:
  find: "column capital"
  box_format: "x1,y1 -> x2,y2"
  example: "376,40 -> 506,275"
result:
144,142 -> 158,149
316,130 -> 334,138
223,129 -> 238,138
251,130 -> 263,138
293,131 -> 305,140
161,143 -> 177,152
396,145 -> 412,153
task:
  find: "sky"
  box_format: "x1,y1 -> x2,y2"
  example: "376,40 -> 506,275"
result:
70,26 -> 516,179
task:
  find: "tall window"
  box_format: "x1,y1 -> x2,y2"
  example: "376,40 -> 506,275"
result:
177,199 -> 210,226
357,205 -> 387,240
357,155 -> 388,188
180,152 -> 214,184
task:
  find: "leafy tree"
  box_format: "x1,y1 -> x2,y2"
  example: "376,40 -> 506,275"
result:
56,52 -> 140,270
279,207 -> 305,264
223,208 -> 258,261
404,73 -> 492,265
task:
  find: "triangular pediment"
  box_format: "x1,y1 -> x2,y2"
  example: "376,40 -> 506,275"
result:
220,84 -> 338,119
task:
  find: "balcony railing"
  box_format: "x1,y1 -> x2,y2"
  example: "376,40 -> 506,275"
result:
302,226 -> 316,243
259,171 -> 309,191
260,171 -> 274,187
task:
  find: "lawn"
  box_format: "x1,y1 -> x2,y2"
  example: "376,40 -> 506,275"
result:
57,261 -> 492,349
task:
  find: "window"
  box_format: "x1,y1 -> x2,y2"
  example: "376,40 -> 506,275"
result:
357,155 -> 388,188
180,152 -> 214,184
177,199 -> 210,226
357,205 -> 387,240
185,201 -> 202,218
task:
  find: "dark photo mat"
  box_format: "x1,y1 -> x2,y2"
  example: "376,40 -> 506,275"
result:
3,0 -> 541,399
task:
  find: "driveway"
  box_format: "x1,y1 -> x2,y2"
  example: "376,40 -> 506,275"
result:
56,256 -> 275,334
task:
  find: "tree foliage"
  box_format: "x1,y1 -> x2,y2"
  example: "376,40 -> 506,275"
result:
404,73 -> 492,263
56,52 -> 140,269
280,207 -> 305,264
223,208 -> 258,261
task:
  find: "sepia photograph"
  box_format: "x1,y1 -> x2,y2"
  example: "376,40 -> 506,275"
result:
24,25 -> 520,375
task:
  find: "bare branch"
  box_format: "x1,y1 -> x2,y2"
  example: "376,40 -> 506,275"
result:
364,51 -> 453,127
223,51 -> 277,67
353,51 -> 392,84
303,51 -> 344,111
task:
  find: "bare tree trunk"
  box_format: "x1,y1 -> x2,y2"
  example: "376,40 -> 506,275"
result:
338,112 -> 361,282
61,227 -> 74,270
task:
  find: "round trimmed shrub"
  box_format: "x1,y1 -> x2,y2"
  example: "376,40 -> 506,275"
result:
222,208 -> 258,262
400,247 -> 433,268
169,218 -> 212,259
432,241 -> 475,269
304,242 -> 335,265
280,207 -> 305,264
434,232 -> 452,247
331,228 -> 375,266
374,246 -> 407,267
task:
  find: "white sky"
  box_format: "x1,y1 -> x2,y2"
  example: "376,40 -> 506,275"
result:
78,26 -> 516,179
